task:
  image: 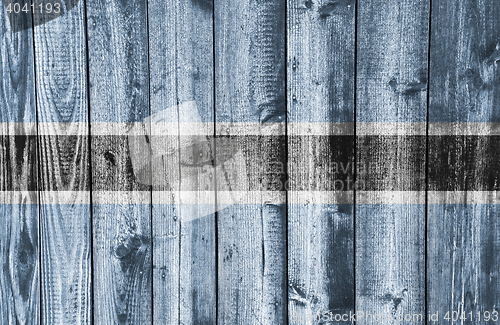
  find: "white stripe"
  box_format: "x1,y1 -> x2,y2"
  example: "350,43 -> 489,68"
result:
92,122 -> 215,136
37,122 -> 89,136
152,191 -> 285,204
356,191 -> 425,204
216,122 -> 285,136
288,191 -> 353,204
2,122 -> 500,135
0,191 -> 38,204
428,123 -> 500,135
2,191 -> 500,204
91,123 -> 145,136
93,191 -> 151,204
39,191 -> 90,204
428,191 -> 500,204
0,123 -> 36,135
357,122 -> 426,136
288,122 -> 353,135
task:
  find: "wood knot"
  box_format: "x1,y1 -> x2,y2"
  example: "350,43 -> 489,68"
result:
485,43 -> 500,66
104,151 -> 116,166
388,71 -> 427,96
380,289 -> 408,314
114,234 -> 150,273
256,97 -> 286,123
318,0 -> 352,18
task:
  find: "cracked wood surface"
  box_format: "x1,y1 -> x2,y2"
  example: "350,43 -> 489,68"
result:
0,3 -> 39,324
33,0 -> 92,323
287,0 -> 355,323
428,0 -> 500,319
0,0 -> 499,323
355,0 -> 429,324
86,0 -> 152,322
215,0 -> 287,323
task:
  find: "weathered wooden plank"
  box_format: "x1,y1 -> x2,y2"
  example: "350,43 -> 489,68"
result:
148,0 -> 216,322
0,6 -> 39,324
428,0 -> 500,319
215,0 -> 287,322
33,1 -> 91,323
147,0 -> 180,321
0,0 -> 37,192
175,1 -> 216,323
356,0 -> 429,323
0,198 -> 39,325
428,135 -> 500,191
85,0 -> 151,322
428,204 -> 500,323
287,0 -> 355,322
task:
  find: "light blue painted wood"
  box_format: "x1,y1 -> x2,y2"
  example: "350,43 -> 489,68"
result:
288,204 -> 354,324
217,204 -> 287,324
287,0 -> 355,323
429,0 -> 500,122
428,204 -> 500,316
287,0 -> 355,124
39,203 -> 91,324
0,3 -> 39,324
356,0 -> 429,323
215,0 -> 287,322
148,0 -> 216,321
147,0 -> 181,319
90,204 -> 151,323
428,0 -> 500,316
0,203 -> 39,325
356,204 -> 425,324
33,0 -> 91,322
85,0 -> 152,322
0,7 -> 36,123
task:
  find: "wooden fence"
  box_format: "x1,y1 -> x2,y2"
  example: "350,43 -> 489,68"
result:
1,0 -> 499,323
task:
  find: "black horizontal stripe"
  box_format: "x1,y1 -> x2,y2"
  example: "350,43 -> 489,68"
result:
2,135 -> 499,191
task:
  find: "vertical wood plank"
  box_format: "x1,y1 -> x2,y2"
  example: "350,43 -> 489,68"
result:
147,0 -> 180,321
175,0 -> 215,322
428,0 -> 500,319
33,0 -> 91,323
0,4 -> 39,324
0,200 -> 39,325
356,0 -> 429,323
286,0 -> 355,323
215,0 -> 287,322
148,0 -> 216,322
175,0 -> 216,320
85,0 -> 152,322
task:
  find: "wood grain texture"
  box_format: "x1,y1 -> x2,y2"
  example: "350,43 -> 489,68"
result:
356,0 -> 428,323
428,135 -> 500,191
175,0 -> 216,322
287,0 -> 355,322
0,200 -> 39,325
148,0 -> 216,322
0,6 -> 39,325
428,0 -> 500,319
86,0 -> 151,322
215,0 -> 287,322
1,0 -> 498,321
33,0 -> 91,323
147,0 -> 180,321
0,0 -> 37,192
428,204 -> 500,323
